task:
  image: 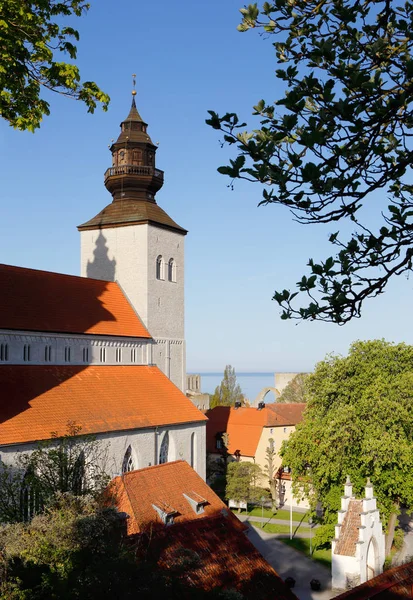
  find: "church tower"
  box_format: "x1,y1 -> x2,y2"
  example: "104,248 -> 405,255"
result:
78,89 -> 187,390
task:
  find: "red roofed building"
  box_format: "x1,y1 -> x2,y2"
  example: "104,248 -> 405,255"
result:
206,404 -> 307,508
111,460 -> 298,599
0,95 -> 207,481
333,560 -> 413,600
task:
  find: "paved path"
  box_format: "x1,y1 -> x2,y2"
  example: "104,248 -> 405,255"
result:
237,513 -> 317,538
241,521 -> 336,600
239,514 -> 316,527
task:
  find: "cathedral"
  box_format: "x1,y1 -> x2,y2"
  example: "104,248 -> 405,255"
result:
0,93 -> 206,479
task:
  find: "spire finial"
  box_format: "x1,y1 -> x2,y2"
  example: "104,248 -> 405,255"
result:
132,73 -> 137,97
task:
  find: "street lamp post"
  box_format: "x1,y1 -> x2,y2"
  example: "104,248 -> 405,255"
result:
309,517 -> 313,556
261,496 -> 265,528
289,472 -> 293,540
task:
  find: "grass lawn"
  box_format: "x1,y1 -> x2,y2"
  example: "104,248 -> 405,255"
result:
246,506 -> 309,523
279,538 -> 332,569
249,520 -> 308,536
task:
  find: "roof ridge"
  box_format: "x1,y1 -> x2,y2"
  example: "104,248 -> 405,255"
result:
120,459 -> 185,478
0,262 -> 117,286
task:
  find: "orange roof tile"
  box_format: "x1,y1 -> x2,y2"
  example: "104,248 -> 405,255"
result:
334,561 -> 413,599
266,402 -> 307,425
0,263 -> 150,338
334,500 -> 363,556
111,461 -> 298,600
0,365 -> 207,445
206,404 -> 305,457
111,460 -> 243,535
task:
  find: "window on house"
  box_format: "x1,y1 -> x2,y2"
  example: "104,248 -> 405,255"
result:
82,347 -> 89,363
23,344 -> 31,362
100,347 -> 106,363
0,343 -> 9,362
283,427 -> 288,433
64,346 -> 71,362
168,258 -> 176,282
159,432 -> 169,464
130,348 -> 137,363
122,445 -> 135,473
156,255 -> 164,280
216,438 -> 223,450
44,345 -> 52,362
116,348 -> 122,363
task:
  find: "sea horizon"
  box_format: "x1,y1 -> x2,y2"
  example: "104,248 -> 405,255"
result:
191,372 -> 277,402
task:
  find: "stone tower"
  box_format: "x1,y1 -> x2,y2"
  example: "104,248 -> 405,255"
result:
78,91 -> 187,390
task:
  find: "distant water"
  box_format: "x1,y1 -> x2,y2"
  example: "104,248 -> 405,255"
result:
197,372 -> 275,404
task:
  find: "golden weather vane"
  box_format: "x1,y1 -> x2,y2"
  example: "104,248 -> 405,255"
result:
132,73 -> 137,96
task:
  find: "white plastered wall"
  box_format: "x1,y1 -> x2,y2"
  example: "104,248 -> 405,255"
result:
0,421 -> 206,481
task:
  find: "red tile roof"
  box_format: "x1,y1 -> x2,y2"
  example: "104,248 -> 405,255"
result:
0,263 -> 150,338
206,404 -> 305,457
334,500 -> 362,557
334,561 -> 413,599
111,459 -> 243,536
267,402 -> 307,425
111,461 -> 298,600
0,365 -> 207,445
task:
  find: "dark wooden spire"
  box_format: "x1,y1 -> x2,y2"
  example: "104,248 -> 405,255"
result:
104,94 -> 163,202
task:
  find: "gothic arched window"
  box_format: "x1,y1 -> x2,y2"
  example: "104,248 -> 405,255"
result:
190,432 -> 196,468
159,432 -> 169,464
168,258 -> 176,282
156,255 -> 164,280
72,451 -> 85,495
122,445 -> 135,473
20,466 -> 41,522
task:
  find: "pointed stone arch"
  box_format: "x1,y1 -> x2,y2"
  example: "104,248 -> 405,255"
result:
253,386 -> 280,407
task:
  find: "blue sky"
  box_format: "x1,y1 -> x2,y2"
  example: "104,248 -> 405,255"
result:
1,0 -> 412,373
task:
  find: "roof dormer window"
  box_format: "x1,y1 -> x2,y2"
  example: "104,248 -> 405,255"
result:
152,503 -> 177,525
183,492 -> 208,515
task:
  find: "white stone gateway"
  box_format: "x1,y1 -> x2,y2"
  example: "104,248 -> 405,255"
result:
332,477 -> 385,591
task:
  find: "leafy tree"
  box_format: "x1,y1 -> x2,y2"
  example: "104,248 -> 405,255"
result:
281,340 -> 413,553
0,494 -> 249,599
0,423 -> 109,523
226,461 -> 266,507
210,365 -> 245,408
0,494 -> 144,599
278,374 -> 309,403
207,0 -> 413,323
0,0 -> 109,131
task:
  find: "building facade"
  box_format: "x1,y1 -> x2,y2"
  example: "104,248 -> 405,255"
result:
0,95 -> 206,485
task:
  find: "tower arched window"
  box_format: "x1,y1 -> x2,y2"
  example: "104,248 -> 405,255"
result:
159,432 -> 169,464
132,149 -> 142,166
156,255 -> 164,280
122,445 -> 135,473
168,258 -> 176,282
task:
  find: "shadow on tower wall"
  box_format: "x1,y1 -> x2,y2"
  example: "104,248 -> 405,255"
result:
86,230 -> 116,282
